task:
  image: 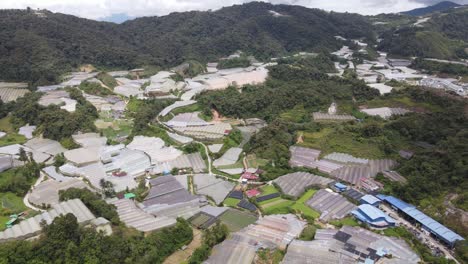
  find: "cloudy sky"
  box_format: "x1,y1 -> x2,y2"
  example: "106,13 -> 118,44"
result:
0,0 -> 466,21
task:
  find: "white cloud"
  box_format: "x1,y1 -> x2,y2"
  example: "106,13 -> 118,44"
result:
0,0 -> 465,20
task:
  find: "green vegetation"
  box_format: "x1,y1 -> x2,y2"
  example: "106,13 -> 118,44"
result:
257,249 -> 285,264
0,192 -> 27,231
0,214 -> 194,264
0,163 -> 41,197
79,81 -> 114,96
10,90 -> 98,141
220,129 -> 242,153
383,227 -> 457,264
97,72 -> 118,89
290,189 -> 320,219
411,58 -> 468,77
198,57 -> 378,121
378,28 -> 467,60
188,223 -> 229,264
223,197 -> 241,207
219,209 -> 257,232
260,185 -> 279,195
329,217 -> 360,227
59,188 -> 120,225
299,225 -> 317,241
0,116 -> 26,147
175,60 -> 207,78
217,56 -> 251,69
0,2 -> 373,85
262,199 -> 294,215
129,99 -> 175,136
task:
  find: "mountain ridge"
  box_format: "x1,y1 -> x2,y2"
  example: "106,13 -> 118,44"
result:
0,2 -> 373,85
401,1 -> 461,16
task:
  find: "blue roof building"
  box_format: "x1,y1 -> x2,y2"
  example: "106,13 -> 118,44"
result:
360,194 -> 381,206
334,182 -> 347,192
377,194 -> 465,247
351,204 -> 396,228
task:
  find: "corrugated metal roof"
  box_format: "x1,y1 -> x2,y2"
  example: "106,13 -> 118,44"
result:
360,195 -> 381,205
377,195 -> 464,244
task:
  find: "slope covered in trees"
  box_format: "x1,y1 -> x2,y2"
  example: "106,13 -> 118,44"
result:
378,7 -> 468,59
0,2 -> 373,85
0,214 -> 194,264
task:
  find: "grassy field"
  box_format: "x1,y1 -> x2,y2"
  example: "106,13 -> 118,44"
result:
0,116 -> 27,147
219,209 -> 257,232
365,95 -> 443,113
260,185 -> 279,196
290,190 -> 320,219
279,105 -> 310,123
262,199 -> 294,215
0,192 -> 28,231
329,217 -> 360,227
223,197 -> 241,207
298,126 -> 387,159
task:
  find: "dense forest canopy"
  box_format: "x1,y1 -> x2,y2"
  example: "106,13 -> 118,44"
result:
0,214 -> 194,264
0,2 -> 374,85
197,55 -> 379,121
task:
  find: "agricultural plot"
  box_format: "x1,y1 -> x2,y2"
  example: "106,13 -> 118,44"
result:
190,213 -> 212,228
261,199 -> 294,215
223,197 -> 241,207
0,192 -> 27,231
312,112 -> 356,121
0,117 -> 26,147
219,209 -> 257,232
330,165 -> 370,185
360,107 -> 411,119
330,159 -> 396,186
382,170 -> 407,183
306,189 -> 356,222
260,185 -> 279,195
0,87 -> 29,102
193,174 -> 235,204
274,172 -> 333,198
290,189 -> 321,219
289,146 -> 321,167
299,127 -> 387,159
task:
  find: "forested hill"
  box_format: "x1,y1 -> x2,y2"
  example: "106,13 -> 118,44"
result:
0,2 -> 373,85
401,1 -> 461,16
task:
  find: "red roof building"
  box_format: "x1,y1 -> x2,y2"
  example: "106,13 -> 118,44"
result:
242,172 -> 259,181
246,189 -> 261,198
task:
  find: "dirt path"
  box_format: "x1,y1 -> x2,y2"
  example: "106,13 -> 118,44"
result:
163,228 -> 203,264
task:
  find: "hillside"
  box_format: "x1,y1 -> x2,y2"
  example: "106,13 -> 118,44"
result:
0,2 -> 373,85
401,1 -> 461,16
377,6 -> 468,59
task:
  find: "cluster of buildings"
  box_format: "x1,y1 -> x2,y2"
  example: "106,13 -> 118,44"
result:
289,146 -> 395,189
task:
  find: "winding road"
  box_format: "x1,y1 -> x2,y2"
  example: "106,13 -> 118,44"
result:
23,172 -> 46,212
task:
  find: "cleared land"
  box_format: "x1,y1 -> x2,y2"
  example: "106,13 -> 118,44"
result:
298,127 -> 387,159
163,228 -> 202,264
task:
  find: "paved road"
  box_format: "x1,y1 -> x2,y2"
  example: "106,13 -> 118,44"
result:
23,172 -> 46,212
381,204 -> 459,263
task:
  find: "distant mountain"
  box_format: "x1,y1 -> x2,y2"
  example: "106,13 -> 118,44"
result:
401,1 -> 461,16
0,2 -> 374,85
100,13 -> 134,24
